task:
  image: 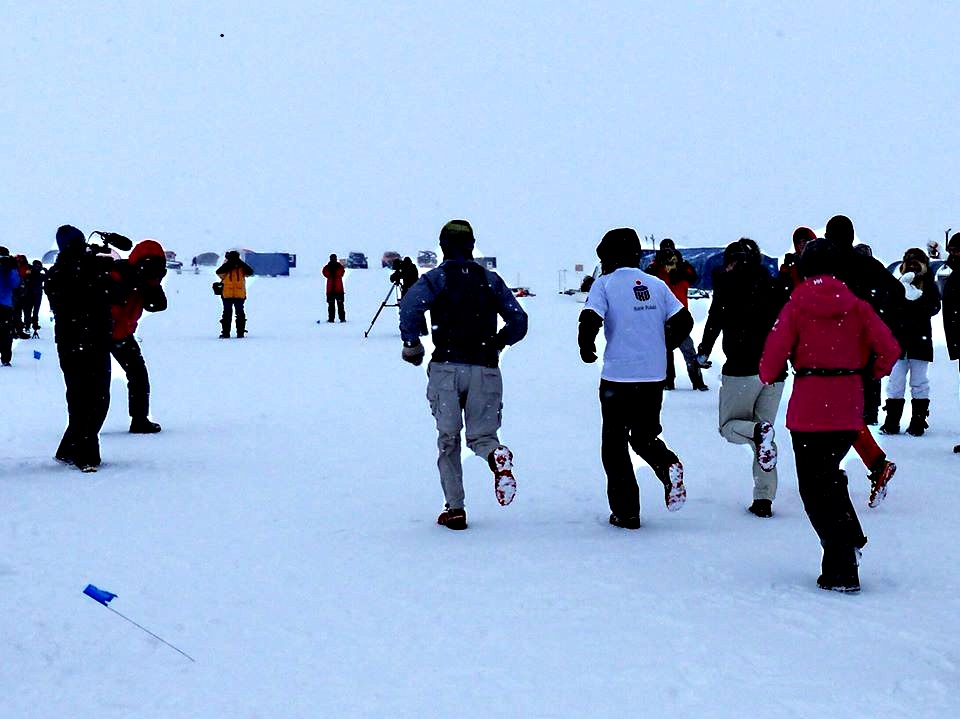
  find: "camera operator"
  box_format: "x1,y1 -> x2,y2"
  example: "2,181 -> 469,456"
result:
110,239 -> 168,434
390,256 -> 420,298
45,225 -> 123,471
0,246 -> 21,366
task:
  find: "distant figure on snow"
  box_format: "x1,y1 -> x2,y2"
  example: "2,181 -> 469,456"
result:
322,254 -> 346,323
216,250 -> 253,338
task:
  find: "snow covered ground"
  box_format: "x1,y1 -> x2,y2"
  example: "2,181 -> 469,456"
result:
2,265 -> 958,718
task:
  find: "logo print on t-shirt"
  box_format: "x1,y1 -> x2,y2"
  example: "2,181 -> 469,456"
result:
633,280 -> 650,302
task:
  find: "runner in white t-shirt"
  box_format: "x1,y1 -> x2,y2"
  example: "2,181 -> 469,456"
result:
578,228 -> 694,528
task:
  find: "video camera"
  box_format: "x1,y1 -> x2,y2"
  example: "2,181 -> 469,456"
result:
87,230 -> 133,255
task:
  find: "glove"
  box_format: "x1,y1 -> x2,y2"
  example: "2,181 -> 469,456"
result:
580,344 -> 597,363
401,340 -> 425,366
900,272 -> 922,301
696,354 -> 712,369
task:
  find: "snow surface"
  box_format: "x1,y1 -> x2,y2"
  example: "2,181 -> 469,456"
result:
2,266 -> 959,718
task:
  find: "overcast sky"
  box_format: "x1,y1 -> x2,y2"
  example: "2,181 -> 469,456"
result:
5,1 -> 959,270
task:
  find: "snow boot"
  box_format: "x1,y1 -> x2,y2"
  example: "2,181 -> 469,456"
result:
817,546 -> 861,593
748,499 -> 773,518
754,421 -> 777,472
609,513 -> 641,529
437,507 -> 467,530
219,319 -> 231,338
488,445 -> 517,506
867,456 -> 896,508
129,416 -> 162,434
657,461 -> 686,511
236,318 -> 247,338
905,398 -> 929,437
880,398 -> 905,435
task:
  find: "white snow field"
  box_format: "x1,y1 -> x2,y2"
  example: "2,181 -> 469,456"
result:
2,265 -> 958,718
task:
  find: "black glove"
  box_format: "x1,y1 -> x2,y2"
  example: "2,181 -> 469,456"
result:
401,340 -> 425,366
580,344 -> 597,363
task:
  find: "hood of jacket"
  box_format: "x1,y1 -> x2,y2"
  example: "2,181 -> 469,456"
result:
790,274 -> 860,320
129,239 -> 165,265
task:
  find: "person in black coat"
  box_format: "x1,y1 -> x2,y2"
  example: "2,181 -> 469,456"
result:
697,239 -> 790,517
44,225 -> 120,472
879,248 -> 941,436
941,233 -> 960,452
22,260 -> 46,336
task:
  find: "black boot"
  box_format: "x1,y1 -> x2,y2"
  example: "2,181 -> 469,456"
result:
219,319 -> 230,338
906,398 -> 930,437
129,416 -> 162,434
817,545 -> 861,593
880,398 -> 905,435
236,318 -> 246,338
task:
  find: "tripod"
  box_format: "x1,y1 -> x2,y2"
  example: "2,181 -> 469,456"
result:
364,281 -> 402,338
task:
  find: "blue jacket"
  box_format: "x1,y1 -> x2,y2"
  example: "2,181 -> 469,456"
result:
0,268 -> 21,307
400,260 -> 528,367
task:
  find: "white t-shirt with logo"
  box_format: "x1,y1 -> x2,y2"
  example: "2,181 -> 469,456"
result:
584,267 -> 684,382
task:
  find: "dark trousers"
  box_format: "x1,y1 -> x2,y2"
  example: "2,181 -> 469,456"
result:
599,379 -> 679,518
0,305 -> 13,363
57,341 -> 111,467
327,292 -> 345,322
863,376 -> 881,422
25,295 -> 42,330
221,298 -> 246,332
791,431 -> 867,556
111,335 -> 150,419
666,335 -> 703,388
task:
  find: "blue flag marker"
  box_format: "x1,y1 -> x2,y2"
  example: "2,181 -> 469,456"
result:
82,583 -> 195,661
33,350 -> 42,360
83,584 -> 117,605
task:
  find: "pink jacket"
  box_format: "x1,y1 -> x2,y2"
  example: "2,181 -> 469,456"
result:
759,275 -> 900,432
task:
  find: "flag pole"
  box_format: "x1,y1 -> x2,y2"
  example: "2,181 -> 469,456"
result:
105,606 -> 196,662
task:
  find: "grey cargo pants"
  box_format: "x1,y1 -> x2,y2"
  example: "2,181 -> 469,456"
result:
718,375 -> 784,500
426,362 -> 504,509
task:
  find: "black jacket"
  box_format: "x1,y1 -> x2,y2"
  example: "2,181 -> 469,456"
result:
897,271 -> 940,362
831,250 -> 907,346
45,247 -> 119,346
942,255 -> 960,361
699,264 -> 787,376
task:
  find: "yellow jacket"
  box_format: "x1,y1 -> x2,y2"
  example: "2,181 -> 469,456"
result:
218,267 -> 248,299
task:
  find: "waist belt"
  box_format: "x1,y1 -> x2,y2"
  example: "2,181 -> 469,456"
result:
794,367 -> 863,377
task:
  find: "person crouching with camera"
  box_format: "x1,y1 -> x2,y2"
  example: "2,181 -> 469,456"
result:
110,239 -> 168,434
45,225 -> 121,472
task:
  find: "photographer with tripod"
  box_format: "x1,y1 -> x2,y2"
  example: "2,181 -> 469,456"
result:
45,225 -> 129,472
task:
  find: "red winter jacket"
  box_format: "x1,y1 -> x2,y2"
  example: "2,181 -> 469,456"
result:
759,275 -> 900,432
322,261 -> 345,294
111,240 -> 167,340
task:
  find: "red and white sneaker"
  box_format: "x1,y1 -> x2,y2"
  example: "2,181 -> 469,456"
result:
664,461 -> 686,512
868,460 -> 896,509
754,421 -> 777,473
488,445 -> 517,506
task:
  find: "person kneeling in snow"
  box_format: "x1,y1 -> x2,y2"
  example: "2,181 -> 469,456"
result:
759,238 -> 900,593
399,220 -> 528,530
578,227 -> 693,529
110,239 -> 168,433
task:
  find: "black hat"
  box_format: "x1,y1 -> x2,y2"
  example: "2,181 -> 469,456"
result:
56,225 -> 85,253
799,238 -> 841,278
596,228 -> 641,269
792,226 -> 817,251
439,220 -> 475,260
659,238 -> 676,250
948,232 -> 960,252
824,215 -> 855,248
723,240 -> 747,265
